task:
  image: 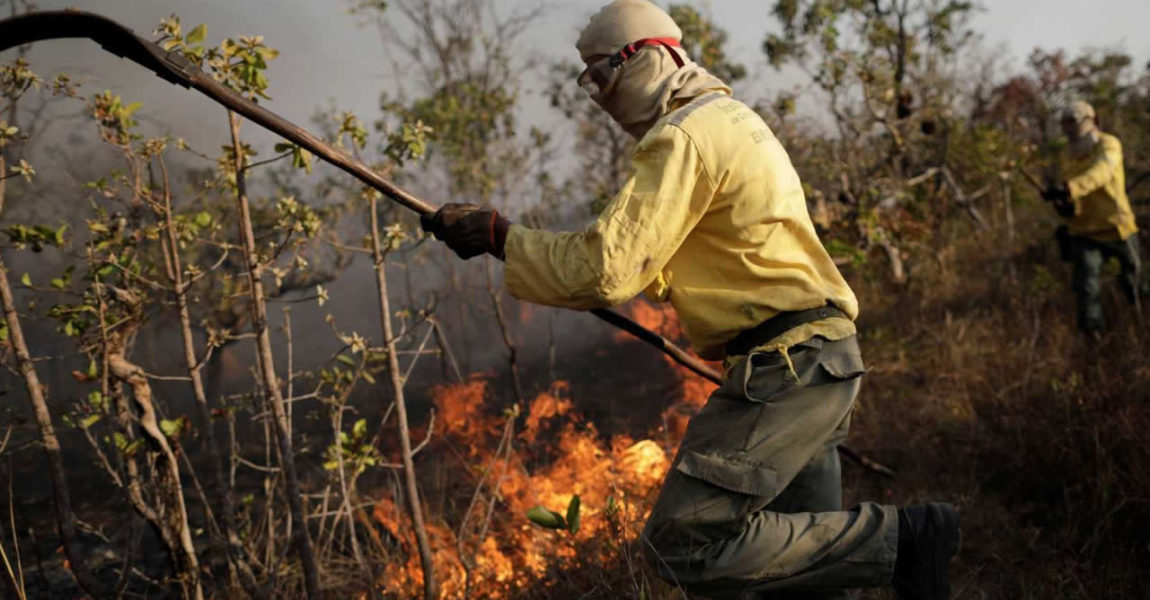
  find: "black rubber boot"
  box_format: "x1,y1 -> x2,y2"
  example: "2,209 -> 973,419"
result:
892,503 -> 960,600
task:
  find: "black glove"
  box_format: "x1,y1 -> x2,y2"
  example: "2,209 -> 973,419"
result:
420,203 -> 511,260
1041,184 -> 1069,203
1042,184 -> 1076,218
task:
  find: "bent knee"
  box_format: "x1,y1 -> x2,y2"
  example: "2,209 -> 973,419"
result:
641,516 -> 700,577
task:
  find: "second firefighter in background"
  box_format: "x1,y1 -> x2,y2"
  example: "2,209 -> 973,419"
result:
1046,100 -> 1142,333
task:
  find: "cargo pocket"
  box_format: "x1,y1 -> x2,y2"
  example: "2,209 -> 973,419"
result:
816,339 -> 867,382
742,338 -> 824,403
675,449 -> 779,498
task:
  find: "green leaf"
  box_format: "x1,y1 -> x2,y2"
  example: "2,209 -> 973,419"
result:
20,273 -> 30,287
352,418 -> 368,439
0,322 -> 8,343
293,147 -> 313,173
194,211 -> 213,228
160,418 -> 183,438
525,505 -> 566,530
80,414 -> 102,429
336,354 -> 356,367
186,24 -> 207,45
123,439 -> 144,457
566,494 -> 581,534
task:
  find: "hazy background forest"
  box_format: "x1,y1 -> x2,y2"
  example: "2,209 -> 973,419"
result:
1,0 -> 1148,598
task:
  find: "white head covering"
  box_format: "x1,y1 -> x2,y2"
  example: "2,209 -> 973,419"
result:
1062,100 -> 1100,154
576,0 -> 731,138
1062,100 -> 1096,124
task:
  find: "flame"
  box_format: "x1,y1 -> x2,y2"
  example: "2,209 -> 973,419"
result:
375,300 -> 716,598
613,300 -> 682,342
432,376 -> 493,458
521,382 -> 572,445
619,300 -> 718,439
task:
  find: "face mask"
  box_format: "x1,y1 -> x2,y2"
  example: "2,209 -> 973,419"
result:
576,37 -> 684,103
1063,116 -> 1099,154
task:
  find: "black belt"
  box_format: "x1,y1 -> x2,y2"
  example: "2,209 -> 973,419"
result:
725,305 -> 849,357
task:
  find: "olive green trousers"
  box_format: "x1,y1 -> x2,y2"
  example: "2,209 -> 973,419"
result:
1061,232 -> 1143,332
642,336 -> 898,599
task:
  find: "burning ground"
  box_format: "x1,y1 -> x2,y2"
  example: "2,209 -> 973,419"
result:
371,301 -> 713,599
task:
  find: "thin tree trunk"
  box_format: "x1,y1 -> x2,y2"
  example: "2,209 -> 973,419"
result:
369,195 -> 437,599
0,155 -> 102,598
95,293 -> 164,556
106,350 -> 203,600
485,261 -> 523,403
1002,174 -> 1017,284
431,319 -> 462,383
284,307 -> 293,436
328,372 -> 372,594
878,235 -> 907,285
0,254 -> 103,598
228,111 -> 320,599
261,417 -> 276,570
156,155 -> 262,598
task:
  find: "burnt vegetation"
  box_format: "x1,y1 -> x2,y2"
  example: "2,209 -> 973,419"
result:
0,0 -> 1148,598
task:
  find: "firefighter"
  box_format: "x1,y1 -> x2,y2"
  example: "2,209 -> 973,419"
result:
421,1 -> 959,598
1045,100 -> 1142,333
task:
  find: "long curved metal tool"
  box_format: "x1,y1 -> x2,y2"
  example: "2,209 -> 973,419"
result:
0,9 -> 894,478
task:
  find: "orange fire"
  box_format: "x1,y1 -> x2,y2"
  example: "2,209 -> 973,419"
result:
375,300 -> 717,598
622,300 -> 719,439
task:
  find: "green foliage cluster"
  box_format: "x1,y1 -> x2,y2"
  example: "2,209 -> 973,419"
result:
3,223 -> 65,251
0,12 -> 439,596
526,494 -> 582,535
156,15 -> 281,101
388,81 -> 515,199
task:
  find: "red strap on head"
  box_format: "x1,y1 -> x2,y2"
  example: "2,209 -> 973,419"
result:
618,37 -> 685,69
489,210 -> 497,251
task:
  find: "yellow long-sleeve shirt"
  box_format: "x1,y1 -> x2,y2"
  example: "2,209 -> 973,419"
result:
1065,132 -> 1138,242
504,92 -> 858,360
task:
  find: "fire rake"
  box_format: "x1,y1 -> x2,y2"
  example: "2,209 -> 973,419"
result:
0,9 -> 893,478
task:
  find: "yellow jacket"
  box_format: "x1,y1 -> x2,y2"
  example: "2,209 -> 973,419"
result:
1065,132 -> 1138,242
503,92 -> 858,360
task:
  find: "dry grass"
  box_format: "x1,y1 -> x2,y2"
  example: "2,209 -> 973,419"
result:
843,208 -> 1150,599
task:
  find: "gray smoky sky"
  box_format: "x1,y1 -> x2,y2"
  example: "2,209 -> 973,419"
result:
9,0 -> 1150,163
